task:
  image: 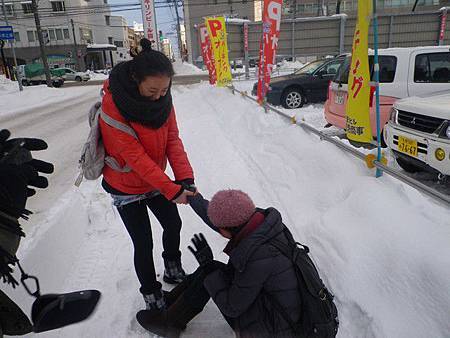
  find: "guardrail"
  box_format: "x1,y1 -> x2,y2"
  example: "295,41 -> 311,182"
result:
228,86 -> 450,207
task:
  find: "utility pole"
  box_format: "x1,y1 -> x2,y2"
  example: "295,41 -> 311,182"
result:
1,0 -> 23,90
172,0 -> 183,59
31,0 -> 52,87
70,19 -> 80,70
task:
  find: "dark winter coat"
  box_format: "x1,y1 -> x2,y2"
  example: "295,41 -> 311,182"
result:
189,195 -> 301,338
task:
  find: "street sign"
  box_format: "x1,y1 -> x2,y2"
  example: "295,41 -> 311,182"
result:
0,26 -> 14,40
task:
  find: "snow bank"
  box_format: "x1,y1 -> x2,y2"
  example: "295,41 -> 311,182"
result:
4,82 -> 449,338
173,61 -> 206,75
277,59 -> 305,71
0,83 -> 100,119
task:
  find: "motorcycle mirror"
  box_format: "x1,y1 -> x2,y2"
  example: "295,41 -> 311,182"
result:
31,289 -> 101,333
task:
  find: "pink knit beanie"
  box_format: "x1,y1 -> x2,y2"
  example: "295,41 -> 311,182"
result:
207,190 -> 256,228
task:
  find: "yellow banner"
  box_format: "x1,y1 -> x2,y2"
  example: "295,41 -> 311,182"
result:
205,17 -> 232,87
346,0 -> 372,143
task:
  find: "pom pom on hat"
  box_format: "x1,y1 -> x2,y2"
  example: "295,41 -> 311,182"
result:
207,190 -> 255,228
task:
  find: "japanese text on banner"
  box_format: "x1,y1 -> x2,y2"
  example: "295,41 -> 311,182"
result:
257,0 -> 282,103
205,17 -> 232,87
199,24 -> 217,85
141,0 -> 157,44
345,0 -> 372,143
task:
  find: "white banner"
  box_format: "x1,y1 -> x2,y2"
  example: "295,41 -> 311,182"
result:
141,0 -> 158,49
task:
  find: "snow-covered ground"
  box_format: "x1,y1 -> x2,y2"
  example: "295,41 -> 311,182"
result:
2,82 -> 449,338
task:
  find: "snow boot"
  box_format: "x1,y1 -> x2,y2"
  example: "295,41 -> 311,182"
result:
163,259 -> 186,284
136,309 -> 181,338
143,289 -> 166,311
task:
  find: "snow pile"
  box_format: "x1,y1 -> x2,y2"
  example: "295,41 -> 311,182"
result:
4,83 -> 449,337
173,61 -> 207,75
87,71 -> 109,81
0,84 -> 100,119
0,74 -> 18,94
277,59 -> 305,71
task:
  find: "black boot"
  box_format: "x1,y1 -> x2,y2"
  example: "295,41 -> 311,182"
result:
143,289 -> 166,311
163,259 -> 186,284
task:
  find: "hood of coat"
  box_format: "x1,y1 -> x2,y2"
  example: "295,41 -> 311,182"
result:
228,207 -> 285,272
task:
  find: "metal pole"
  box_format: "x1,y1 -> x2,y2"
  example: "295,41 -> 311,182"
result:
70,19 -> 80,70
372,0 -> 382,177
31,0 -> 52,87
173,0 -> 183,59
339,14 -> 346,54
388,15 -> 394,48
1,0 -> 22,90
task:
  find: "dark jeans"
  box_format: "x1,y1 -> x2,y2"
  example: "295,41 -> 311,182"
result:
117,194 -> 182,295
166,263 -> 236,330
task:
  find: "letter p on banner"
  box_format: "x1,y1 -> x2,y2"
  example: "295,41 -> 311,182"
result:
205,16 -> 232,87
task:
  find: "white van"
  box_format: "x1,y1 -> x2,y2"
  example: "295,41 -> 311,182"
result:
384,93 -> 450,176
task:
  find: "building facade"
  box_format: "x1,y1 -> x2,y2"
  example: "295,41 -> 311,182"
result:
0,0 -> 131,71
182,0 -> 256,63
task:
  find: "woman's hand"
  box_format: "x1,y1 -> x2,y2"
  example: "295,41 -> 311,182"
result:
172,189 -> 196,204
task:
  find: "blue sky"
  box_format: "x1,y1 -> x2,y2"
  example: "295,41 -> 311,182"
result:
109,0 -> 182,53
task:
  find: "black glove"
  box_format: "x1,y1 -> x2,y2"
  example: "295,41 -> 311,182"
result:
174,178 -> 196,193
0,130 -> 54,213
188,233 -> 213,267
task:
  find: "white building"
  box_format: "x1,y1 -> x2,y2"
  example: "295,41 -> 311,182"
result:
0,0 -> 130,70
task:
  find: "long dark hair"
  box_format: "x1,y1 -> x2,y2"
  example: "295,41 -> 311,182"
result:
130,38 -> 175,83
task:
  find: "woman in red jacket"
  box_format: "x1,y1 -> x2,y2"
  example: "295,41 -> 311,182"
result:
100,39 -> 196,311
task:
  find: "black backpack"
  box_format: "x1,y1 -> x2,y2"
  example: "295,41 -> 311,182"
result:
267,228 -> 339,338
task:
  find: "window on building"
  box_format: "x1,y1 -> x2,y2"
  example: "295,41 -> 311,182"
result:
51,1 -> 65,12
48,29 -> 56,40
63,28 -> 70,39
108,37 -> 113,44
27,30 -> 35,42
22,2 -> 33,14
14,31 -> 20,42
105,15 -> 110,26
114,40 -> 124,47
55,28 -> 63,40
2,3 -> 15,16
103,0 -> 107,3
414,53 -> 450,83
79,28 -> 93,43
242,0 -> 247,3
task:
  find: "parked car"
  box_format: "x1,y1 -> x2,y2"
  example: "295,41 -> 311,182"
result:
384,92 -> 450,176
324,46 -> 450,139
60,68 -> 90,82
17,64 -> 64,87
252,56 -> 346,108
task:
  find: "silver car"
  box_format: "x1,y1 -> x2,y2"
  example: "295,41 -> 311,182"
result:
60,68 -> 90,82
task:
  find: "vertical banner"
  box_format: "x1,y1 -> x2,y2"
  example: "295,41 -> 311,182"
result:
256,0 -> 282,104
141,0 -> 158,49
345,0 -> 372,143
205,17 -> 232,87
199,24 -> 217,85
438,9 -> 447,45
244,23 -> 249,54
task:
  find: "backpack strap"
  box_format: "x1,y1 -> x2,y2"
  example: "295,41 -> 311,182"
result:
99,109 -> 137,173
100,110 -> 138,139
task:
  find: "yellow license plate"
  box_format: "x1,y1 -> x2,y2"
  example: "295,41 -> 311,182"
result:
397,136 -> 418,157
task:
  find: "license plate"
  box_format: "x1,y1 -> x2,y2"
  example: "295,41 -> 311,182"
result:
397,135 -> 418,157
334,92 -> 345,105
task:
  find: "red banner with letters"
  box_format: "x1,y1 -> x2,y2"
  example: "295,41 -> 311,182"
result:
244,23 -> 249,53
439,10 -> 447,44
256,0 -> 282,104
199,24 -> 216,85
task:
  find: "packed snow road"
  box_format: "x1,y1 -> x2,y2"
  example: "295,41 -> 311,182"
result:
1,83 -> 449,338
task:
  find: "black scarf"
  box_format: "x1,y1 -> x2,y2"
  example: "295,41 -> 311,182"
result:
108,61 -> 172,129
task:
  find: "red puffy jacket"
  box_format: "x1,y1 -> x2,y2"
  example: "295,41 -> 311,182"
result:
100,82 -> 194,200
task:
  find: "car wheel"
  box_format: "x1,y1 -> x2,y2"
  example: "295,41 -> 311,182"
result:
395,157 -> 423,173
21,79 -> 29,86
75,76 -> 82,82
281,88 -> 304,109
53,81 -> 63,88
